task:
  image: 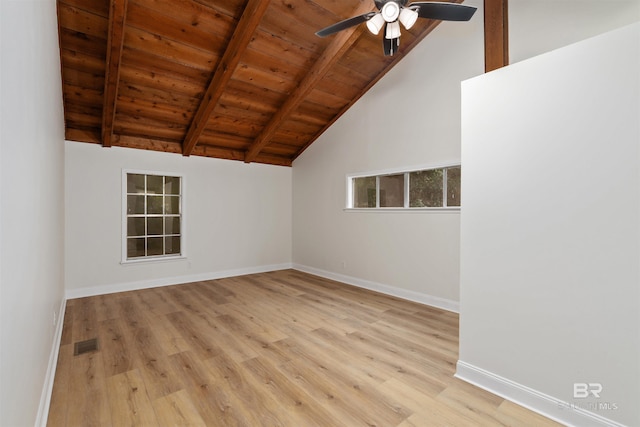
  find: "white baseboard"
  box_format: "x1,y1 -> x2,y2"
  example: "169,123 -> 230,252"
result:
65,263 -> 293,300
455,361 -> 627,427
36,297 -> 67,427
292,263 -> 459,313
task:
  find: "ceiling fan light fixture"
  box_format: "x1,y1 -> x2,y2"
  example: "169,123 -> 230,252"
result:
366,13 -> 385,35
381,1 -> 401,22
385,21 -> 401,39
399,7 -> 418,30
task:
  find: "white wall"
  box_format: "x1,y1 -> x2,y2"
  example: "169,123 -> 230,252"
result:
510,0 -> 640,63
459,23 -> 639,427
65,142 -> 292,297
0,0 -> 66,425
292,0 -> 485,310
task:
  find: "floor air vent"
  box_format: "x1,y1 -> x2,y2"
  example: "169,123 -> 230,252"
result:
74,338 -> 99,356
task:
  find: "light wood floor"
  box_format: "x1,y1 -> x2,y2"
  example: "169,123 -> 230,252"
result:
48,270 -> 561,426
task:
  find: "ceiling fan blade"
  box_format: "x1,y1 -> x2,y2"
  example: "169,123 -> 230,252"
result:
409,2 -> 477,21
316,12 -> 377,37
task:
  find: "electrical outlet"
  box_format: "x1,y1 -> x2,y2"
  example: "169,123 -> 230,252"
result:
341,261 -> 347,269
53,310 -> 57,327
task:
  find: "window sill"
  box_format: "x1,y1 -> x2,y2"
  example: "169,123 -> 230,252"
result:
344,207 -> 461,213
121,255 -> 187,265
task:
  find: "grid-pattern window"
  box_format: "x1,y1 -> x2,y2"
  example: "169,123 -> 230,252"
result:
348,165 -> 461,209
125,172 -> 182,260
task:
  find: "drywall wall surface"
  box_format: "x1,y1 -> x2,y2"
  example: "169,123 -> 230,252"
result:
292,1 -> 484,306
65,142 -> 292,295
460,23 -> 639,426
0,0 -> 66,425
510,0 -> 640,64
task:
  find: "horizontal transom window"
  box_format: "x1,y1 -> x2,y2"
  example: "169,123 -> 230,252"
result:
348,165 -> 461,209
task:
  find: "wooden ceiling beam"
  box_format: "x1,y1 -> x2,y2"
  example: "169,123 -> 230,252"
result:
182,0 -> 270,156
484,0 -> 509,72
243,1 -> 374,164
101,0 -> 128,147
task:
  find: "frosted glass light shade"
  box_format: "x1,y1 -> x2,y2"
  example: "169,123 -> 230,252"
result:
399,8 -> 418,30
366,13 -> 385,35
385,21 -> 401,39
381,2 -> 400,22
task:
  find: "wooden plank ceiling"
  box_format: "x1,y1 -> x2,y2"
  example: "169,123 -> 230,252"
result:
58,0 -> 464,166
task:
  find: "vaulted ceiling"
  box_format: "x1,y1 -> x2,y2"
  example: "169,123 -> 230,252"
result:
57,0 -> 475,166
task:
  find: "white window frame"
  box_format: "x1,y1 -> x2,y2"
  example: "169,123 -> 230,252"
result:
121,169 -> 186,264
346,162 -> 461,211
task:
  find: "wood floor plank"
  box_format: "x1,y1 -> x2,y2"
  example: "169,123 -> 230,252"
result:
98,318 -> 132,377
241,356 -> 345,427
93,293 -> 122,323
65,352 -> 112,427
126,326 -> 186,400
379,377 -> 479,426
152,389 -> 208,427
190,280 -> 232,305
169,351 -> 251,426
106,369 -> 159,426
315,327 -> 449,397
116,295 -> 149,331
496,399 -> 565,426
137,286 -> 182,316
166,310 -> 224,360
71,296 -> 99,343
276,359 -> 375,426
48,270 -> 562,427
59,305 -> 74,346
204,352 -> 285,426
46,345 -> 73,426
269,334 -> 412,426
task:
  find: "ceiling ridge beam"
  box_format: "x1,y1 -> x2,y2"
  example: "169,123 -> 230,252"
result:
243,1 -> 374,164
182,0 -> 271,156
101,0 -> 129,147
484,0 -> 509,72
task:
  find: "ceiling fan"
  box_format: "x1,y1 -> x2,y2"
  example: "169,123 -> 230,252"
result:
316,1 -> 477,56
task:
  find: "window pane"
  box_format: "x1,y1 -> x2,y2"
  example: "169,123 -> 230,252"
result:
147,217 -> 163,235
165,236 -> 181,255
165,176 -> 180,195
165,196 -> 180,214
127,238 -> 145,258
127,195 -> 145,214
446,166 -> 461,207
127,217 -> 145,237
125,172 -> 182,261
147,237 -> 164,256
147,175 -> 164,194
147,195 -> 163,214
165,217 -> 180,235
409,169 -> 443,207
379,174 -> 404,207
127,174 -> 145,194
353,177 -> 376,208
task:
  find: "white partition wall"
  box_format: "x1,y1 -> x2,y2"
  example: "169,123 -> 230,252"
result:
459,23 -> 640,427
